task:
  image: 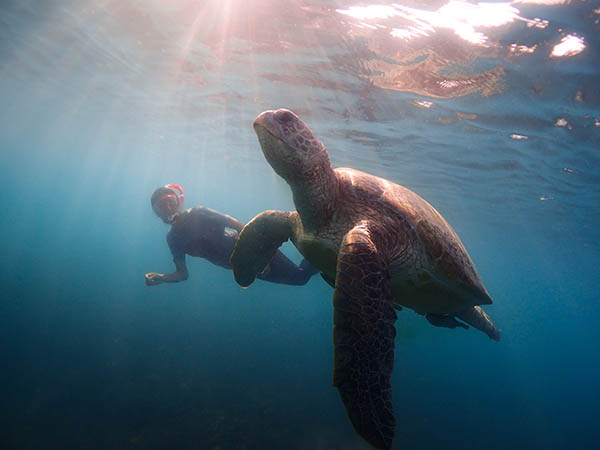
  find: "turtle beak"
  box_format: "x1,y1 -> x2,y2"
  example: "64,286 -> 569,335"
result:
253,110 -> 276,135
254,108 -> 299,138
253,110 -> 286,158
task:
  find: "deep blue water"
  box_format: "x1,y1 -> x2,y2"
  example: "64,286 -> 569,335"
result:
1,1 -> 599,449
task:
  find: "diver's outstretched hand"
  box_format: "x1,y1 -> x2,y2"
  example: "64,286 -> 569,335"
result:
145,272 -> 164,286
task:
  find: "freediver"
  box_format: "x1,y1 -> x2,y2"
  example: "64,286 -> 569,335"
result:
145,184 -> 318,286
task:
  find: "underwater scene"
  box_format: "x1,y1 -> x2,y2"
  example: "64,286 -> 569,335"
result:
1,0 -> 599,449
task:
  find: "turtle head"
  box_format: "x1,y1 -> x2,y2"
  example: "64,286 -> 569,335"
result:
253,109 -> 338,230
253,109 -> 329,183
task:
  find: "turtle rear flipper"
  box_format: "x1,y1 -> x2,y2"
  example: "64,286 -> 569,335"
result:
456,306 -> 500,341
230,210 -> 293,287
333,223 -> 397,450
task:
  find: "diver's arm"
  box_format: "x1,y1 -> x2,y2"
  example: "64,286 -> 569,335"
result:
145,254 -> 189,285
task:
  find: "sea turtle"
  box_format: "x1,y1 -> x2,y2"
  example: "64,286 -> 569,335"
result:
230,109 -> 500,449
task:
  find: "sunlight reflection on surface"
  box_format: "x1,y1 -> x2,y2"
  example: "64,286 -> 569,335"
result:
513,0 -> 569,4
550,34 -> 586,58
337,1 -> 545,46
510,44 -> 537,55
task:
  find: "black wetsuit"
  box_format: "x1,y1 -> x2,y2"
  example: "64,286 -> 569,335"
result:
167,206 -> 317,285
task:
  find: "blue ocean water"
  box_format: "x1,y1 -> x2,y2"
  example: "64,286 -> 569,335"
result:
1,0 -> 599,449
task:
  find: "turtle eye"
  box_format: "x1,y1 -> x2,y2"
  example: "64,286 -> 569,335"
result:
275,109 -> 295,124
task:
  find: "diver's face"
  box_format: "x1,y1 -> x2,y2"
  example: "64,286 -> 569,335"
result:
153,195 -> 180,223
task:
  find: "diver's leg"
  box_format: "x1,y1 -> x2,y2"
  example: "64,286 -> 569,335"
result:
426,313 -> 468,330
258,251 -> 317,285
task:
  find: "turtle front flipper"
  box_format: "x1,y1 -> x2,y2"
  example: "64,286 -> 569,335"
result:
230,210 -> 293,287
333,223 -> 397,450
320,272 -> 335,288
